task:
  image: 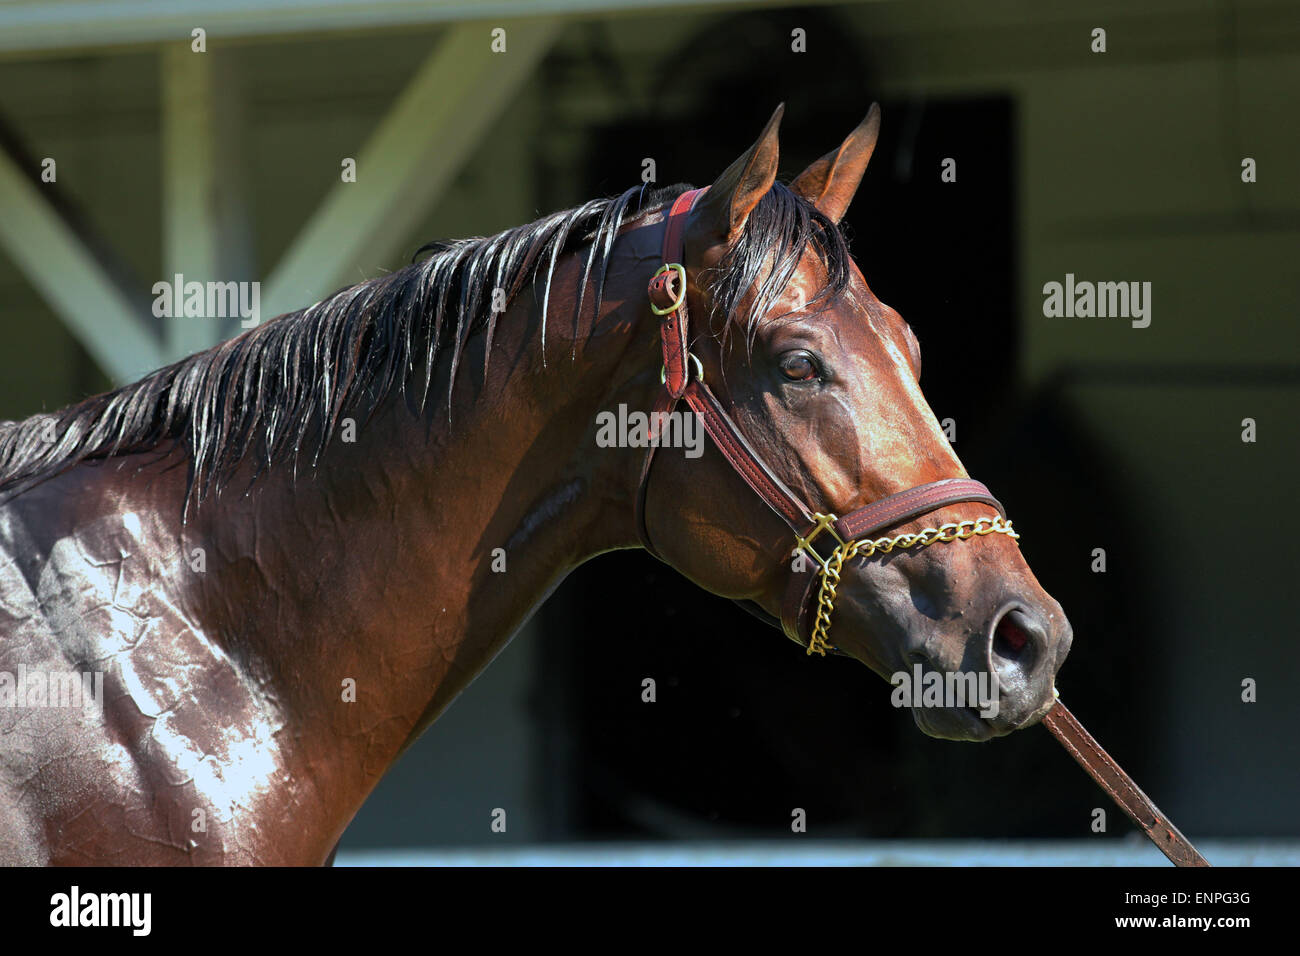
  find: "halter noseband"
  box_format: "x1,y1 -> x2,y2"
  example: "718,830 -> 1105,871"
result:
634,187 -> 1019,657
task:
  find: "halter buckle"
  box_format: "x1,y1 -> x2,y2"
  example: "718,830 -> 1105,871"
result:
649,263 -> 687,316
660,352 -> 705,386
794,513 -> 847,573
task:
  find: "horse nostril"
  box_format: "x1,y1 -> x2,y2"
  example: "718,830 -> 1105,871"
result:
991,608 -> 1040,676
995,615 -> 1027,657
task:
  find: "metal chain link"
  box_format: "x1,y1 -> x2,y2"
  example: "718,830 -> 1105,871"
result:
806,515 -> 1021,657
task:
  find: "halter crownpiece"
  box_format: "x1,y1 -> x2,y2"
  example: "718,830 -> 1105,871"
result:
634,187 -> 1019,655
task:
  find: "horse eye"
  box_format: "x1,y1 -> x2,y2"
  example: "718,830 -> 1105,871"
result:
779,351 -> 819,382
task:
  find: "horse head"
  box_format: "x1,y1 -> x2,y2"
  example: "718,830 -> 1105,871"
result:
636,105 -> 1072,740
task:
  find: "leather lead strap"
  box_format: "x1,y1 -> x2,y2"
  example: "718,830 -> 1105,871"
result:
1043,701 -> 1210,867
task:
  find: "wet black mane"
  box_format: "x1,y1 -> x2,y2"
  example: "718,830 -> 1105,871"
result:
0,180 -> 850,504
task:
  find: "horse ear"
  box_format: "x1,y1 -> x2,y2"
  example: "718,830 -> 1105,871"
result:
790,103 -> 881,224
694,103 -> 784,245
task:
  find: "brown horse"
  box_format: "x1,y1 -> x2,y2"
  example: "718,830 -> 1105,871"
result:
0,105 -> 1071,865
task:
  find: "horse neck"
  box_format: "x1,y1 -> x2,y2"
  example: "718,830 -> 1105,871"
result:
179,244 -> 660,854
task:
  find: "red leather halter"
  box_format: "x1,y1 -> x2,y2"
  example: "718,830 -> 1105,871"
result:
634,187 -> 1006,655
631,187 -> 1213,869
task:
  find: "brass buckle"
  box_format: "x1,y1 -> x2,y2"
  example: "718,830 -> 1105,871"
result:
660,352 -> 705,385
650,263 -> 687,316
794,513 -> 847,573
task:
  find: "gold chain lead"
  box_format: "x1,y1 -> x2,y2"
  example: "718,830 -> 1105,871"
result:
805,515 -> 1021,657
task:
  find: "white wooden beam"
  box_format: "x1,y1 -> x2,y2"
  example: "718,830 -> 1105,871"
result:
161,45 -> 255,360
261,20 -> 559,319
0,147 -> 162,383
